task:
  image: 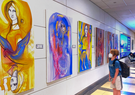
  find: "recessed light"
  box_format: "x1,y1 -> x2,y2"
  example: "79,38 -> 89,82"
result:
114,2 -> 116,3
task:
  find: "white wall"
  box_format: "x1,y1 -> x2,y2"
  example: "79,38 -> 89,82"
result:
5,0 -> 135,95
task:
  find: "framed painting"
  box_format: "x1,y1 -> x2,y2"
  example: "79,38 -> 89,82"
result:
114,34 -> 118,50
47,12 -> 72,82
106,32 -> 113,63
96,28 -> 104,67
78,21 -> 92,72
0,0 -> 34,94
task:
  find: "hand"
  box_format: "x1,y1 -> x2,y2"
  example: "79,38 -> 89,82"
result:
111,79 -> 115,84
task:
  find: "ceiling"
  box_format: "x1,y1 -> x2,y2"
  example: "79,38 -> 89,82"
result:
90,0 -> 135,32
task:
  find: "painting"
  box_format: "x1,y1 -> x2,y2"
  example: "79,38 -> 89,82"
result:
78,21 -> 92,72
106,32 -> 113,63
47,12 -> 72,82
132,40 -> 134,50
114,34 -> 118,50
0,0 -> 34,94
96,28 -> 104,67
120,34 -> 131,58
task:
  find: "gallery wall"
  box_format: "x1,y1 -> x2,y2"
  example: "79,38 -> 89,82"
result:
1,0 -> 134,95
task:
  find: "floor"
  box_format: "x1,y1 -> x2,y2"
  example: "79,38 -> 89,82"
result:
91,63 -> 135,95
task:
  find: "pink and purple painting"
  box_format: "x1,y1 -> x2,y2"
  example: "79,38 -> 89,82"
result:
114,34 -> 118,50
106,32 -> 113,63
96,28 -> 104,67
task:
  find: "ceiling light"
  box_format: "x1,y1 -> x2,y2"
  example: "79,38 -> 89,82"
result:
114,2 -> 116,3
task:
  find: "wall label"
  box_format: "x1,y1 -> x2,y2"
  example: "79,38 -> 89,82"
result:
36,44 -> 43,49
72,45 -> 76,48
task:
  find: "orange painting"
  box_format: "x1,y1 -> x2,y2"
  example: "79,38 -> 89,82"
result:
0,0 -> 34,94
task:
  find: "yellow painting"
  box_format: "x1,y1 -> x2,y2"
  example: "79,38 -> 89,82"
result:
78,21 -> 92,72
0,0 -> 34,94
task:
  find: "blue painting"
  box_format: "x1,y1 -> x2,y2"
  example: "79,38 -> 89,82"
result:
47,12 -> 72,82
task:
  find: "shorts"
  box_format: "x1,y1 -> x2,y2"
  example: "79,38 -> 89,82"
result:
110,75 -> 123,90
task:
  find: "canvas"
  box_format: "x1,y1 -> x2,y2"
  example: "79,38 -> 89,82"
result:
114,34 -> 118,50
96,28 -> 104,67
78,21 -> 92,72
0,0 -> 34,94
120,34 -> 131,58
47,12 -> 72,82
106,32 -> 113,63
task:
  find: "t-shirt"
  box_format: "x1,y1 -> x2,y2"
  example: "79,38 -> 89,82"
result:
109,59 -> 122,78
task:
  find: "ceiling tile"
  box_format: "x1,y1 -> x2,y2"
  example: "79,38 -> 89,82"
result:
124,0 -> 135,5
115,10 -> 131,15
129,9 -> 135,14
103,0 -> 126,8
96,2 -> 109,9
90,0 -> 102,3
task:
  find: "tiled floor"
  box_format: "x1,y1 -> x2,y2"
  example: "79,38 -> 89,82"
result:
91,64 -> 135,95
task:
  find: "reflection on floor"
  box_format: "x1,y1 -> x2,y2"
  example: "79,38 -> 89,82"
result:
91,64 -> 135,95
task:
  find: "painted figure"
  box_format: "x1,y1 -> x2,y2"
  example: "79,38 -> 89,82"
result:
114,34 -> 118,50
0,0 -> 34,94
96,28 -> 104,67
48,12 -> 72,82
107,32 -> 113,63
78,21 -> 92,72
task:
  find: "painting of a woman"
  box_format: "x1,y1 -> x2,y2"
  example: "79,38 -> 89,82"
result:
0,0 -> 34,94
78,21 -> 92,72
47,12 -> 72,82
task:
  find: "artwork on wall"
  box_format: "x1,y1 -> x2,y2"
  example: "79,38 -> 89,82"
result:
106,31 -> 113,63
120,34 -> 131,58
132,40 -> 134,50
47,12 -> 72,82
114,34 -> 118,50
0,0 -> 34,94
78,21 -> 92,72
96,28 -> 104,67
112,34 -> 114,49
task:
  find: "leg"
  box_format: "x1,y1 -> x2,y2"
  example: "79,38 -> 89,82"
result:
117,90 -> 121,95
113,88 -> 117,95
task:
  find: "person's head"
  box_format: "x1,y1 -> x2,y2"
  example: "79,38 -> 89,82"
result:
5,1 -> 19,23
84,25 -> 88,37
60,23 -> 66,32
109,49 -> 119,58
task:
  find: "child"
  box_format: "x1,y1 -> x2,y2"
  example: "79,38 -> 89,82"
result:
108,49 -> 122,95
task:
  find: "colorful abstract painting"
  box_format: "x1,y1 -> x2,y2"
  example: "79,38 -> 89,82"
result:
114,34 -> 118,50
47,12 -> 72,82
0,0 -> 34,94
106,32 -> 113,63
96,28 -> 104,67
78,21 -> 92,72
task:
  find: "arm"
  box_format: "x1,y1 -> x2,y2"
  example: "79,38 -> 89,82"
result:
112,68 -> 119,84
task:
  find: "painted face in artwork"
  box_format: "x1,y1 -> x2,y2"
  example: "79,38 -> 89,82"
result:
8,5 -> 17,21
61,23 -> 66,32
10,71 -> 18,91
84,25 -> 88,37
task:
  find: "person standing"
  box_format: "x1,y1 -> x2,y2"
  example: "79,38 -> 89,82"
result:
108,49 -> 123,95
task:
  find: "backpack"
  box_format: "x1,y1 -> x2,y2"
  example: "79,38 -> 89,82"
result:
113,59 -> 130,78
